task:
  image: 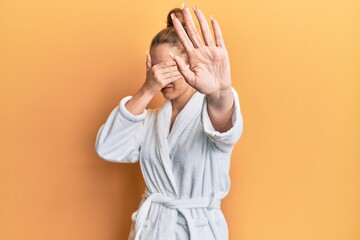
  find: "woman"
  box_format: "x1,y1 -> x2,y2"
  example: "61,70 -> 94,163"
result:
95,4 -> 243,240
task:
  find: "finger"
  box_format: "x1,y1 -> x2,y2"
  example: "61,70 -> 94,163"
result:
152,60 -> 177,70
163,75 -> 184,85
153,67 -> 181,82
146,51 -> 152,70
170,52 -> 196,86
193,7 -> 215,47
171,13 -> 195,53
162,71 -> 182,79
211,16 -> 226,48
156,65 -> 181,74
182,4 -> 204,48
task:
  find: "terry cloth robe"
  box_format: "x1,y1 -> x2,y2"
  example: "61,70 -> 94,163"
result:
95,87 -> 243,240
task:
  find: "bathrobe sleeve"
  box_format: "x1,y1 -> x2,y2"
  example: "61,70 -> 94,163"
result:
95,96 -> 147,163
201,87 -> 244,152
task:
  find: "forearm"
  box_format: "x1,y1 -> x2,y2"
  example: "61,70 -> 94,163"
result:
206,88 -> 234,132
125,85 -> 155,115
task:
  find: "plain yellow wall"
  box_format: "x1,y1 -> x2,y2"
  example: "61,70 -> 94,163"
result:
1,0 -> 359,239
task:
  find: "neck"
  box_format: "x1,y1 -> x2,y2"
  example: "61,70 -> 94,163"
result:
171,88 -> 197,113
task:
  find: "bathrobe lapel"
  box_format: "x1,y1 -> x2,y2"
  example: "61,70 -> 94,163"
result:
155,99 -> 179,197
154,91 -> 204,198
167,91 -> 204,151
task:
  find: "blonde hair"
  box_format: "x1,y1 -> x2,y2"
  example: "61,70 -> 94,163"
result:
150,8 -> 188,55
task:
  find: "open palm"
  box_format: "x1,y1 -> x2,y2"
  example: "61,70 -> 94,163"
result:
171,5 -> 231,96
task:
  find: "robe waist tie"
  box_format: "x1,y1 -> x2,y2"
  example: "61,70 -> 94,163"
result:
131,188 -> 221,240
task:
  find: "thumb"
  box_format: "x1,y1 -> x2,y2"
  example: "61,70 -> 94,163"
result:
169,52 -> 195,85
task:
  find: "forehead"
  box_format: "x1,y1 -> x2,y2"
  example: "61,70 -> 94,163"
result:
150,44 -> 181,65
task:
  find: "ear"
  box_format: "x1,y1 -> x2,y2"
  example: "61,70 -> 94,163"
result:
146,51 -> 152,70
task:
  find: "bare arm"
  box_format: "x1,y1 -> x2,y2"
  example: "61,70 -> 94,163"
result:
125,86 -> 155,115
206,88 -> 234,132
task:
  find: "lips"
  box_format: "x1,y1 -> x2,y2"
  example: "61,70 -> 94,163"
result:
161,84 -> 173,91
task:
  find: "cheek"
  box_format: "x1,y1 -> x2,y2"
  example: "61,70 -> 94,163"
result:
173,78 -> 188,89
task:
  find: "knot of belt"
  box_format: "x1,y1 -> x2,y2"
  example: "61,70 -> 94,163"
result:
131,189 -> 221,240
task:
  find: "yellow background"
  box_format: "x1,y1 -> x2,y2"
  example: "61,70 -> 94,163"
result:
1,0 -> 359,239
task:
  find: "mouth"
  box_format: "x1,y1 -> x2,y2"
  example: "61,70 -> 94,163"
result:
161,84 -> 173,91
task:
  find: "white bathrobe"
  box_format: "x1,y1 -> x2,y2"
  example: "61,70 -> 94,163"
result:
95,87 -> 243,240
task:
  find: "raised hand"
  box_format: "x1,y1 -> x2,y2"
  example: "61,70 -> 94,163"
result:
170,4 -> 235,132
170,4 -> 231,97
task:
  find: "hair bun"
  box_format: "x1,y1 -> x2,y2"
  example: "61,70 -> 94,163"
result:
166,8 -> 185,28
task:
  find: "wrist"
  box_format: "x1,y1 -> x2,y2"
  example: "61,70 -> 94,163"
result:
207,87 -> 232,102
139,84 -> 156,99
206,87 -> 233,112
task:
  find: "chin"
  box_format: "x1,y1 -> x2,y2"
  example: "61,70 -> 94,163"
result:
161,92 -> 176,100
161,87 -> 178,100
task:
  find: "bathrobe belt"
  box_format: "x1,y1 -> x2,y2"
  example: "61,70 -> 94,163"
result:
131,188 -> 221,240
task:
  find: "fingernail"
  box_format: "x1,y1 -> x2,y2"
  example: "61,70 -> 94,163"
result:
171,13 -> 176,20
146,50 -> 148,55
182,3 -> 186,9
210,15 -> 213,21
192,6 -> 196,11
186,64 -> 190,68
169,52 -> 175,59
